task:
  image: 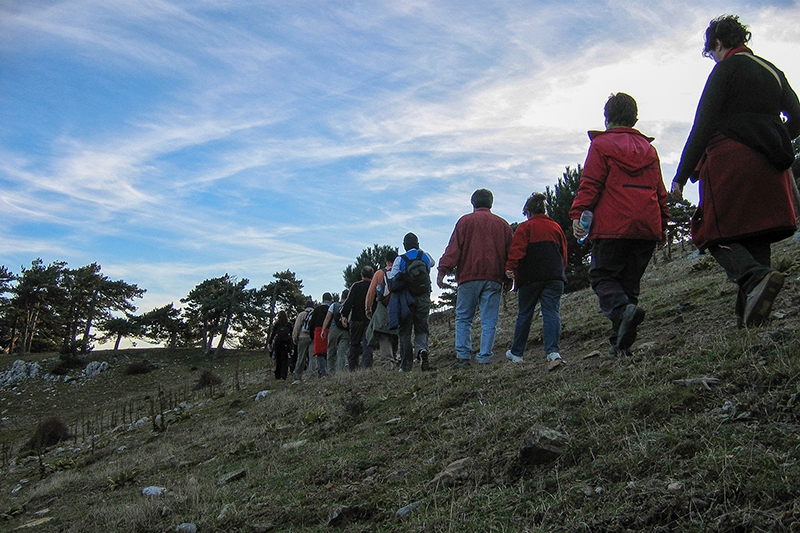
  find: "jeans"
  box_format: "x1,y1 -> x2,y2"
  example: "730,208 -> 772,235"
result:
510,280 -> 564,358
398,295 -> 430,371
455,280 -> 502,363
294,336 -> 313,381
326,326 -> 349,374
589,239 -> 655,347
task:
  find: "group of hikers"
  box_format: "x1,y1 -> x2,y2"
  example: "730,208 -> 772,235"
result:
267,15 -> 799,381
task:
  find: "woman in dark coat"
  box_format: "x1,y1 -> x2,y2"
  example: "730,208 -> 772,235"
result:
268,310 -> 293,380
671,14 -> 800,327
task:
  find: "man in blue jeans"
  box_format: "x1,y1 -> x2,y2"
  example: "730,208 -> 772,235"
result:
438,189 -> 513,369
505,193 -> 568,371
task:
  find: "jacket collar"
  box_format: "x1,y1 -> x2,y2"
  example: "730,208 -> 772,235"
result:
722,45 -> 752,61
587,127 -> 654,143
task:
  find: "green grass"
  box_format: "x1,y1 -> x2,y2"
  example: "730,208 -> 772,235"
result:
1,239 -> 799,532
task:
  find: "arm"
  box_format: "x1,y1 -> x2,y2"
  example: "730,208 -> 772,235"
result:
437,224 -> 461,287
291,313 -> 303,344
365,270 -> 383,319
569,141 -> 608,227
674,64 -> 729,187
505,223 -> 529,277
321,310 -> 333,338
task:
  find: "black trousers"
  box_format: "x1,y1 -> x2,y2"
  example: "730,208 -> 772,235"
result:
708,238 -> 773,321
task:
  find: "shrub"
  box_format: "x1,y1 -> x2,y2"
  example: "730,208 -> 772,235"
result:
124,361 -> 154,375
195,369 -> 222,390
25,417 -> 70,451
51,356 -> 84,376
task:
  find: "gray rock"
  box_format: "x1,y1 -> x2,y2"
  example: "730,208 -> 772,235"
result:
254,390 -> 271,401
83,361 -> 109,378
0,360 -> 42,388
217,469 -> 246,485
217,503 -> 234,521
141,486 -> 167,496
175,524 -> 197,533
519,427 -> 568,465
396,500 -> 425,517
431,458 -> 473,487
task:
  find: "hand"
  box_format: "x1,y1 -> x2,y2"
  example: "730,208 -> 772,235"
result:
670,181 -> 684,201
572,219 -> 586,240
505,269 -> 514,279
321,330 -> 327,339
436,272 -> 446,289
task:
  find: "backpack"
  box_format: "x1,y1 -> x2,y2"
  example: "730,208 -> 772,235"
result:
273,322 -> 293,345
300,309 -> 314,334
402,251 -> 431,296
331,302 -> 348,330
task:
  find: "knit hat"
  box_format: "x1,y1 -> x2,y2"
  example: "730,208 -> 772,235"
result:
403,232 -> 419,251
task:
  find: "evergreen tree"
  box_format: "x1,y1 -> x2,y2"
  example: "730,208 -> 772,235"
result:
545,165 -> 590,292
343,244 -> 398,289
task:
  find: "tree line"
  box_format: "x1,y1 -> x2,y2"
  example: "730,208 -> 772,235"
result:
1,166 -> 699,356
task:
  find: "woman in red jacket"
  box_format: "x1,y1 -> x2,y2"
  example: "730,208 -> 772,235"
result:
671,15 -> 799,327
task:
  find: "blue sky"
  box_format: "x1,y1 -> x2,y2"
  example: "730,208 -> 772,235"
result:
2,0 -> 799,326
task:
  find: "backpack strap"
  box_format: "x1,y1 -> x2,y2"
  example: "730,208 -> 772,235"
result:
736,52 -> 782,90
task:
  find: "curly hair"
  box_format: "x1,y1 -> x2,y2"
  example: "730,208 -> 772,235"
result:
703,15 -> 751,58
604,92 -> 638,128
524,193 -> 547,216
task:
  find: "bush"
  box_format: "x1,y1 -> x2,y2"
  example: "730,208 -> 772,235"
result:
194,369 -> 222,390
25,417 -> 70,451
124,361 -> 154,375
51,356 -> 84,376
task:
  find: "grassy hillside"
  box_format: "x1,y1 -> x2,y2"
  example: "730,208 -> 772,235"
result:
1,239 -> 799,532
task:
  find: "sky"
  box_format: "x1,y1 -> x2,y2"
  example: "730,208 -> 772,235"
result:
1,0 -> 799,333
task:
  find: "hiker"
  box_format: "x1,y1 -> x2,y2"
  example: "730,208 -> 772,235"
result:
437,189 -> 513,369
341,266 -> 375,371
570,92 -> 669,357
365,249 -> 400,371
321,289 -> 350,374
670,15 -> 800,327
308,293 -> 333,377
291,299 -> 316,381
267,310 -> 293,380
505,193 -> 568,371
388,232 -> 436,372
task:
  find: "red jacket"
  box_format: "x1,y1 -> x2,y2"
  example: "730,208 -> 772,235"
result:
569,128 -> 669,241
505,214 -> 567,287
438,208 -> 513,285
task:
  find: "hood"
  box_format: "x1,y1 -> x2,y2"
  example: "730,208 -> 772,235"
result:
588,128 -> 658,174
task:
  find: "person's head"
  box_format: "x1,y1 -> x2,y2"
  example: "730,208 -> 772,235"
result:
403,232 -> 419,251
305,299 -> 314,309
277,310 -> 288,324
471,189 -> 493,210
523,193 -> 547,218
384,249 -> 398,266
361,265 -> 374,279
341,288 -> 349,301
703,15 -> 750,59
604,93 -> 638,128
322,292 -> 332,303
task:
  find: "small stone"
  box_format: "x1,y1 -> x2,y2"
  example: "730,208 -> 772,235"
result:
236,410 -> 245,416
217,470 -> 246,485
583,350 -> 600,359
217,503 -> 234,521
668,481 -> 684,491
396,500 -> 425,517
176,523 -> 197,533
142,486 -> 167,496
255,390 -> 271,401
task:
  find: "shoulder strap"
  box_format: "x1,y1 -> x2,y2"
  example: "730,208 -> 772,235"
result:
736,52 -> 782,90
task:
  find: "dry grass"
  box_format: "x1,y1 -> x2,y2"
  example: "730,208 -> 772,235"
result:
1,239 -> 799,532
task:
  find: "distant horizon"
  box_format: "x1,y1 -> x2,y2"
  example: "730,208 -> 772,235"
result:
3,1 -> 799,334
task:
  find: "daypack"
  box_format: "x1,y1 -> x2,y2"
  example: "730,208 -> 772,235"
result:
273,322 -> 293,345
402,251 -> 431,296
331,302 -> 348,330
300,309 -> 314,334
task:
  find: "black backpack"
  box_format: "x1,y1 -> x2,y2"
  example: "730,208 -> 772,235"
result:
332,302 -> 348,330
273,322 -> 293,345
300,309 -> 314,334
402,251 -> 431,296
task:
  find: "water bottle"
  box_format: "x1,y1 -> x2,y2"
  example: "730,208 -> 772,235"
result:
577,210 -> 593,244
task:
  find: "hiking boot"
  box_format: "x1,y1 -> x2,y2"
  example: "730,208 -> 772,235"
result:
743,270 -> 784,327
608,346 -> 631,358
450,359 -> 471,370
616,304 -> 645,349
506,350 -> 523,364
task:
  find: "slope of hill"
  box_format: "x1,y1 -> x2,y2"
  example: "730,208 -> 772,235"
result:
1,238 -> 799,532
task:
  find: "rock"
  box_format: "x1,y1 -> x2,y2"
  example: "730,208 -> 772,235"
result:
396,500 -> 425,517
385,417 -> 401,425
142,486 -> 167,496
83,361 -> 109,378
217,469 -> 246,485
217,503 -> 235,521
280,440 -> 307,450
0,360 -> 42,388
668,481 -> 684,491
254,390 -> 271,401
176,523 -> 197,533
236,410 -> 245,416
519,427 -> 568,465
431,458 -> 473,487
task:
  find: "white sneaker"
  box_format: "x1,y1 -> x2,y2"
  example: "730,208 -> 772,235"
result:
506,350 -> 523,363
547,352 -> 561,362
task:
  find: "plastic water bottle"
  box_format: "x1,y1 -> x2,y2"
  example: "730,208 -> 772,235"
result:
577,210 -> 593,244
